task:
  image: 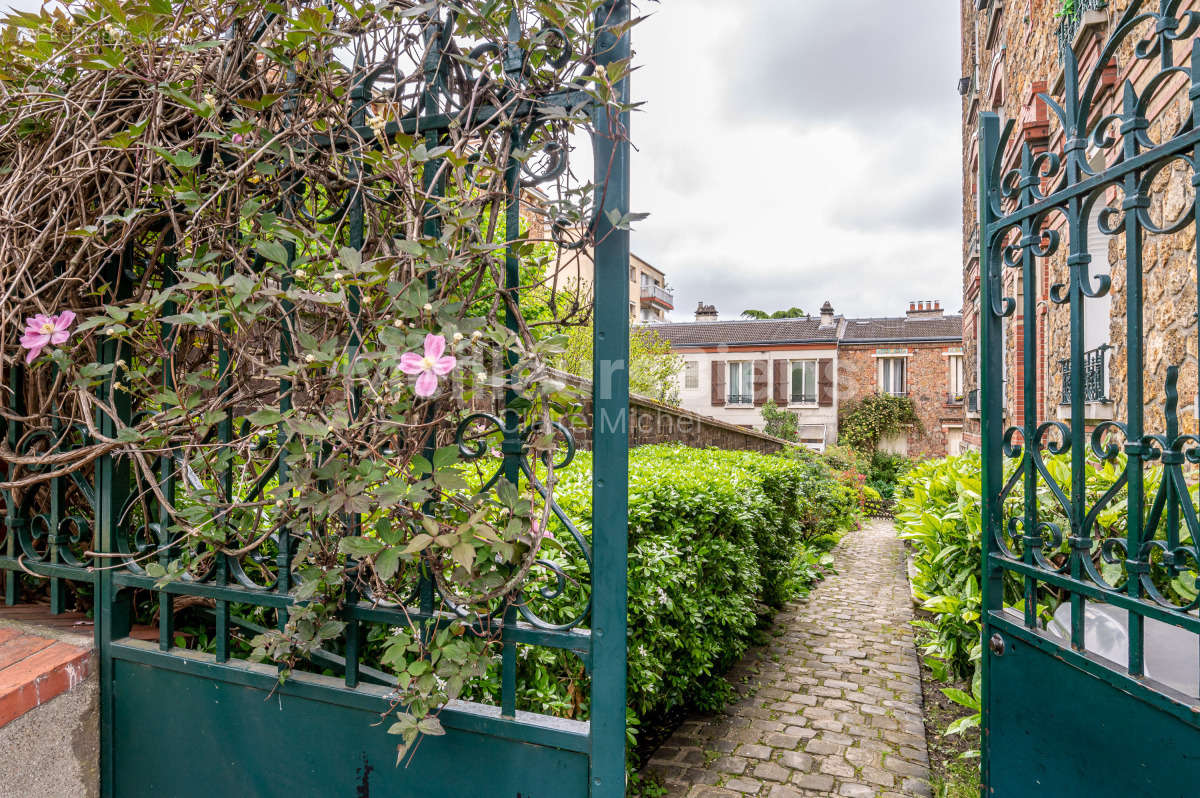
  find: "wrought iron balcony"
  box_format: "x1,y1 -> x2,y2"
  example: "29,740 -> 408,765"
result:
640,283 -> 674,309
946,392 -> 965,406
727,393 -> 754,405
1059,345 -> 1111,405
1057,0 -> 1108,63
968,389 -> 980,413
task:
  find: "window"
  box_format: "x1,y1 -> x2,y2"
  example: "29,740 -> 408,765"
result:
684,361 -> 699,389
728,362 -> 754,404
629,266 -> 636,282
789,360 -> 817,404
949,353 -> 964,399
880,357 -> 907,396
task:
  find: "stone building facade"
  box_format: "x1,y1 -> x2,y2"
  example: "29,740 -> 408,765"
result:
652,301 -> 963,458
839,305 -> 967,459
960,0 -> 1200,449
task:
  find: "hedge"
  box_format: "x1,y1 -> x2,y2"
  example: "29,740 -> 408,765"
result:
462,443 -> 861,751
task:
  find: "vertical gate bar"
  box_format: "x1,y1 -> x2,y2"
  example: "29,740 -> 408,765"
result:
1192,39 -> 1200,696
977,112 -> 1003,795
4,364 -> 22,606
98,251 -> 134,798
416,10 -> 448,642
276,69 -> 300,637
1020,216 -> 1037,631
343,62 -> 368,691
48,409 -> 64,614
1121,81 -> 1146,677
215,321 -> 232,663
1067,171 -> 1087,650
499,137 -> 522,719
158,235 -> 178,651
591,1 -> 631,794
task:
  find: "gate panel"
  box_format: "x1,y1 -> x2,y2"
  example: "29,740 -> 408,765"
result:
111,646 -> 589,797
979,2 -> 1200,793
2,3 -> 632,797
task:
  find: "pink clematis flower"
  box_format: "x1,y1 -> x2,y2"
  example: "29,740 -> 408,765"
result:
399,333 -> 456,397
20,311 -> 75,364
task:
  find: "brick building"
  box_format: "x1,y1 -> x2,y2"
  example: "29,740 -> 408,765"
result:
959,0 -> 1200,448
839,303 -> 966,458
651,301 -> 963,457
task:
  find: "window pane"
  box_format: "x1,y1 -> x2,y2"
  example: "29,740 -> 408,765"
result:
791,360 -> 816,402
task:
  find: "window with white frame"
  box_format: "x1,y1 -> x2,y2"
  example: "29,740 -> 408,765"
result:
879,357 -> 907,396
790,359 -> 818,404
683,360 -> 699,389
728,361 -> 754,404
949,353 -> 964,400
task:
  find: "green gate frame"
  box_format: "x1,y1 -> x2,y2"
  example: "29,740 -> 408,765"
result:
1,3 -> 631,796
979,2 -> 1200,794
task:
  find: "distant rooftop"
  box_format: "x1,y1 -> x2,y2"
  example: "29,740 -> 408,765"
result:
648,316 -> 842,347
840,314 -> 962,344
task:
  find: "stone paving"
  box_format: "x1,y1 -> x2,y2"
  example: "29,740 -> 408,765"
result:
643,520 -> 931,798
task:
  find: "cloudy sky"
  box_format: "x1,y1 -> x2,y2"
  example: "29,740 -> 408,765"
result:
3,0 -> 963,321
630,0 -> 962,321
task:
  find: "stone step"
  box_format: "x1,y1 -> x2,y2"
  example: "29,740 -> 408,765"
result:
0,624 -> 92,728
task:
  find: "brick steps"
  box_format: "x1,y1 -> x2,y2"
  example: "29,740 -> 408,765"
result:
0,609 -> 93,728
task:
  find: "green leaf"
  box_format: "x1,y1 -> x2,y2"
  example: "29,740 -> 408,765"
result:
339,536 -> 383,557
257,241 -> 290,265
375,548 -> 401,580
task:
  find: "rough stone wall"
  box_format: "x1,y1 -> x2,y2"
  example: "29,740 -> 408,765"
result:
961,0 -> 1200,446
837,344 -> 961,460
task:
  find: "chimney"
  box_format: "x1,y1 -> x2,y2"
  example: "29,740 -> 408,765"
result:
694,301 -> 718,322
819,300 -> 836,328
907,300 -> 945,319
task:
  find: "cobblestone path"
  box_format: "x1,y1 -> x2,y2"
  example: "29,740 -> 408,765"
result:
643,520 -> 931,798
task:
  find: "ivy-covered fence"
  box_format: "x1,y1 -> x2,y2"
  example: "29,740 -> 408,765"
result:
0,2 -> 637,795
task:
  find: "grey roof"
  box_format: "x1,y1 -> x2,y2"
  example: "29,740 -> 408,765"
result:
840,314 -> 962,344
647,316 -> 841,347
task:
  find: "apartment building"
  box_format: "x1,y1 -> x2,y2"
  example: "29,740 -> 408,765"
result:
652,300 -> 964,456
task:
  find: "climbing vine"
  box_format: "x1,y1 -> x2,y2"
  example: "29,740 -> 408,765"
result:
837,393 -> 921,452
0,0 -> 634,763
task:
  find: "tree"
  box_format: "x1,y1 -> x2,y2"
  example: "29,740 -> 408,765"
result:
741,307 -> 806,319
553,322 -> 683,405
760,400 -> 799,441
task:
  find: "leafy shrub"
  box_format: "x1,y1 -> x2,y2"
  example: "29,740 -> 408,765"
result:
865,450 -> 912,501
464,444 -> 860,766
838,393 -> 922,452
760,400 -> 800,442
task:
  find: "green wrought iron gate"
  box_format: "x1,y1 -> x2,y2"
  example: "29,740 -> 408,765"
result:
979,2 -> 1200,794
1,3 -> 631,796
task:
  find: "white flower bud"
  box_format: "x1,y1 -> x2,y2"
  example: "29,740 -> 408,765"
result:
471,330 -> 483,341
105,326 -> 117,335
274,499 -> 285,508
452,332 -> 463,343
422,303 -> 433,312
392,319 -> 404,328
331,271 -> 343,280
304,354 -> 315,363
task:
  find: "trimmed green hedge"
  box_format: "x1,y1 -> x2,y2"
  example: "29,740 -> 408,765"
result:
463,444 -> 860,753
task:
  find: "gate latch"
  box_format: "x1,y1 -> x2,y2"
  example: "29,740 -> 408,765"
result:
989,633 -> 1006,657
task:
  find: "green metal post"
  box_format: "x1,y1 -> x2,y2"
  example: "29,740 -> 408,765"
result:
97,253 -> 133,798
977,112 -> 1003,797
1121,80 -> 1146,677
590,1 -> 631,794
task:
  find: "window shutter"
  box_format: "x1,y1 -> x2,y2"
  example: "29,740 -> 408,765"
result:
754,359 -> 769,406
773,360 -> 787,404
711,361 -> 725,406
818,358 -> 834,406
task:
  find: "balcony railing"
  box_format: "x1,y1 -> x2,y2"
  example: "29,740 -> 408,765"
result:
727,393 -> 754,405
1059,344 -> 1111,405
1056,0 -> 1107,63
640,283 -> 674,309
946,392 -> 965,406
